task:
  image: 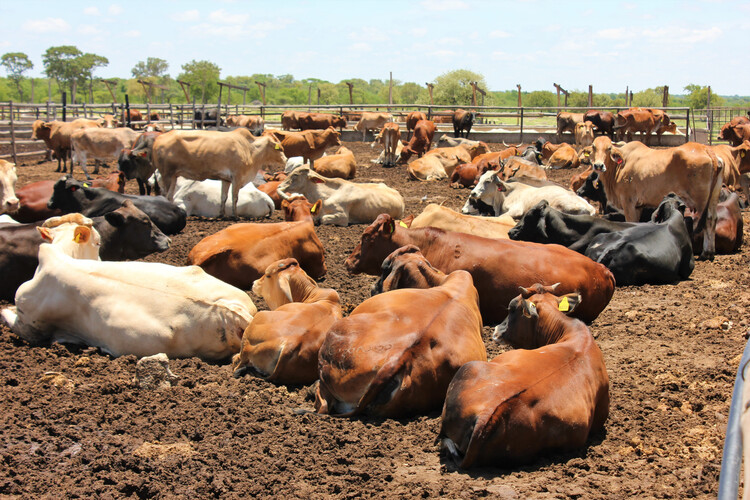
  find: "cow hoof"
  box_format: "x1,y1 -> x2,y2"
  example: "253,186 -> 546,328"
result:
698,252 -> 715,262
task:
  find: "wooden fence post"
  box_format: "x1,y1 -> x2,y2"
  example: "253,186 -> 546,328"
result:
519,106 -> 524,144
9,101 -> 18,165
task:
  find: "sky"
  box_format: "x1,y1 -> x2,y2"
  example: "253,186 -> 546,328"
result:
2,0 -> 748,95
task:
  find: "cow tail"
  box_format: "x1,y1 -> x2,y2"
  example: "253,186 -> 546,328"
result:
694,148 -> 722,234
407,167 -> 419,181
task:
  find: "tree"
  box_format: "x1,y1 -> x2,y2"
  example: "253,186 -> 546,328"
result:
178,60 -> 220,103
43,45 -> 83,101
77,53 -> 109,103
632,86 -> 666,107
131,57 -> 169,80
1,52 -> 33,101
525,90 -> 555,107
684,84 -> 724,109
432,69 -> 488,106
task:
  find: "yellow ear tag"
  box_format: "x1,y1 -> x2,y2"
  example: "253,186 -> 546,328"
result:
584,152 -> 590,157
83,183 -> 90,187
310,205 -> 317,213
274,143 -> 281,150
742,151 -> 746,158
74,233 -> 82,243
558,296 -> 570,312
399,221 -> 408,228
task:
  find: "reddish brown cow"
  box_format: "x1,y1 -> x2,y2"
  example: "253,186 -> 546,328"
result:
264,127 -> 341,168
316,246 -> 486,417
232,258 -> 342,384
345,214 -> 615,324
440,284 -> 609,467
258,172 -> 288,210
399,119 -> 436,162
718,116 -> 750,145
297,112 -> 347,131
122,109 -> 143,126
281,111 -> 300,131
450,163 -> 480,188
187,199 -> 326,289
11,173 -> 126,223
433,115 -> 453,123
405,111 -> 427,140
687,190 -> 743,254
570,167 -> 594,191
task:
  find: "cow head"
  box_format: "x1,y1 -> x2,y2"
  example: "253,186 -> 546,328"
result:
38,213 -> 101,260
732,140 -> 750,173
282,195 -> 320,222
651,193 -> 686,223
102,200 -> 171,259
344,214 -> 401,275
276,167 -> 324,201
580,146 -> 593,166
252,258 -> 317,310
253,135 -> 287,171
493,284 -> 581,349
324,127 -> 343,147
468,171 -> 505,216
0,160 -> 20,214
507,200 -> 551,242
47,176 -> 89,212
371,245 -> 443,296
33,121 -> 54,142
576,171 -> 606,206
333,116 -> 347,129
591,136 -> 622,174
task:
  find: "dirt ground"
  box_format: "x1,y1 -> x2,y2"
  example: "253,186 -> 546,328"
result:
0,140 -> 747,499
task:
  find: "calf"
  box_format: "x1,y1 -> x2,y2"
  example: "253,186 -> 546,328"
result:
172,178 -> 274,219
465,171 -> 595,218
316,246 -> 486,417
373,123 -> 401,168
453,109 -> 476,138
399,119 -> 436,162
232,258 -> 342,384
277,167 -> 404,226
354,112 -> 392,140
440,284 -> 609,467
345,214 -> 616,324
187,201 -> 327,290
0,160 -> 20,214
265,127 -> 340,169
1,243 -> 255,360
405,111 -> 427,140
117,131 -> 163,195
48,177 -> 187,235
71,127 -> 140,178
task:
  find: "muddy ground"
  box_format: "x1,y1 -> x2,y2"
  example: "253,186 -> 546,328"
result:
0,140 -> 748,498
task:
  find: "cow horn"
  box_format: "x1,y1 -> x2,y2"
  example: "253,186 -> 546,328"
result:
502,141 -> 510,147
548,282 -> 561,291
277,188 -> 291,201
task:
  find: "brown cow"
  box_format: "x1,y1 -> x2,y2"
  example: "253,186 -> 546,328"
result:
718,116 -> 750,145
570,167 -> 594,192
408,145 -> 478,181
450,163 -> 480,188
32,119 -> 102,173
710,141 -> 750,191
556,112 -> 584,139
354,112 -> 392,140
298,112 -> 347,131
399,119 -> 436,163
405,111 -> 427,140
500,157 -> 548,181
121,109 -> 143,126
583,110 -> 615,137
345,214 -> 616,324
281,111 -> 300,131
687,189 -> 743,254
575,121 -> 595,150
231,258 -> 342,384
187,199 -> 326,289
316,246 -> 486,417
589,136 -> 723,259
613,107 -> 667,142
257,172 -> 288,210
312,146 -> 356,179
373,123 -> 401,168
440,284 -> 609,467
265,127 -> 341,169
226,114 -> 265,134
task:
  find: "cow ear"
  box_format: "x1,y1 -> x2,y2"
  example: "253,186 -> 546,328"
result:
105,210 -> 126,227
73,226 -> 91,244
37,226 -> 53,242
137,150 -> 148,157
556,293 -> 581,315
610,148 -> 623,165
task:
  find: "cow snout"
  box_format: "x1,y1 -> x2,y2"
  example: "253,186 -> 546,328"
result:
4,197 -> 20,213
592,162 -> 606,172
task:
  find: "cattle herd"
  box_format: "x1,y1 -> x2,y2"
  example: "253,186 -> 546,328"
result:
0,105 -> 749,477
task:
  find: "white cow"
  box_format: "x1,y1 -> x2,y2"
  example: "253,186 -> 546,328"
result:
71,127 -> 140,178
0,159 -> 20,214
276,167 -> 405,226
0,214 -> 19,224
464,171 -> 596,218
172,178 -> 274,218
37,213 -> 101,260
0,245 -> 256,360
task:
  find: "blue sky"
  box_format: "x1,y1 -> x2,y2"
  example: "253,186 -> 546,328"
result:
2,0 -> 747,95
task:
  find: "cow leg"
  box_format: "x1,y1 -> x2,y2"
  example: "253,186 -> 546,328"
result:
93,159 -> 100,175
137,178 -> 147,196
165,176 -> 178,202
700,180 -> 723,261
231,181 -> 241,220
78,151 -> 91,179
219,180 -> 230,218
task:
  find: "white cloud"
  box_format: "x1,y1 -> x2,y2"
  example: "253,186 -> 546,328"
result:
83,6 -> 100,15
489,30 -> 510,39
108,4 -> 123,15
421,0 -> 468,10
431,49 -> 457,57
173,10 -> 200,22
348,26 -> 389,43
438,37 -> 463,45
79,25 -> 102,35
411,27 -> 427,37
22,17 -> 70,33
350,42 -> 371,52
124,30 -> 141,37
208,8 -> 249,25
597,28 -> 627,39
643,26 -> 722,45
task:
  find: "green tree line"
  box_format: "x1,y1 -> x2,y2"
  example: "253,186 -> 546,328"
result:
2,47 -> 748,110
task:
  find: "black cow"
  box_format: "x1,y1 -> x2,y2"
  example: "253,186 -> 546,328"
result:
453,109 -> 476,138
118,131 -> 162,196
583,111 -> 615,137
48,177 -> 186,235
193,109 -> 224,129
0,201 -> 170,301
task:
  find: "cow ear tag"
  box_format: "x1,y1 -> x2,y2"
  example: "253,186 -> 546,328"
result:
274,143 -> 281,150
742,151 -> 746,158
310,204 -> 317,214
616,156 -> 623,165
74,232 -> 82,243
83,183 -> 90,188
399,221 -> 408,228
558,296 -> 570,312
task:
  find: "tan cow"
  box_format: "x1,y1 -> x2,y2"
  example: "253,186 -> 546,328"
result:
409,204 -> 515,239
315,246 -> 486,417
575,121 -> 595,150
547,143 -> 581,169
709,141 -> 750,191
226,114 -> 265,134
0,160 -> 20,214
153,129 -> 287,218
407,145 -> 478,181
556,112 -> 584,139
32,119 -> 102,173
71,127 -> 140,178
354,112 -> 393,140
589,136 -> 723,259
231,258 -> 342,384
311,146 -> 356,179
264,127 -> 341,169
281,110 -> 300,130
373,122 -> 401,168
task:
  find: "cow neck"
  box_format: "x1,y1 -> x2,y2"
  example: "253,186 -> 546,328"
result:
393,225 -> 441,253
286,273 -> 328,305
531,303 -> 589,349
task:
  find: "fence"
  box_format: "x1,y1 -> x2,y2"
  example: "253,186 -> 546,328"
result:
692,107 -> 749,145
3,100 -> 739,163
